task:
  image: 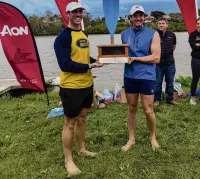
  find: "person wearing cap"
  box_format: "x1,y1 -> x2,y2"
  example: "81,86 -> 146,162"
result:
154,18 -> 177,107
54,2 -> 103,176
121,5 -> 161,151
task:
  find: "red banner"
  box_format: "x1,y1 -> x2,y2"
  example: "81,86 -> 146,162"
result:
55,0 -> 78,27
176,0 -> 198,34
0,2 -> 46,91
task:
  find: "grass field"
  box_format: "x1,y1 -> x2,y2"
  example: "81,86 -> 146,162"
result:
0,85 -> 200,178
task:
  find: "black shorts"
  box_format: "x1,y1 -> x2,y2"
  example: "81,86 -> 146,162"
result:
59,85 -> 93,118
124,77 -> 155,95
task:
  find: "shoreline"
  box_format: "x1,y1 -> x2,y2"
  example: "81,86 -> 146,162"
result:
34,31 -> 188,37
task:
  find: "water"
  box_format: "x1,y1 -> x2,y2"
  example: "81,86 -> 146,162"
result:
0,33 -> 192,90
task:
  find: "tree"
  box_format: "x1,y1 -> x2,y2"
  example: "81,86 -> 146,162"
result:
29,15 -> 39,25
29,15 -> 41,35
169,13 -> 183,22
45,10 -> 53,18
83,12 -> 92,26
95,17 -> 102,22
49,16 -> 54,22
150,11 -> 166,19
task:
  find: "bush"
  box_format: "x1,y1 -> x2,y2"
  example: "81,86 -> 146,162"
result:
146,22 -> 157,29
175,76 -> 192,87
31,21 -> 188,35
85,23 -> 109,34
84,21 -> 187,34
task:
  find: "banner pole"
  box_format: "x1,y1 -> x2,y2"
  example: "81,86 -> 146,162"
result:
27,16 -> 50,106
195,0 -> 199,18
45,92 -> 50,106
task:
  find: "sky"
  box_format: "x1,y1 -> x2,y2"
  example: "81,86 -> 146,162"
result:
0,0 -> 199,18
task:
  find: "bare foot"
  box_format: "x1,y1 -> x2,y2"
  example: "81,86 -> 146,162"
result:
65,161 -> 81,177
78,150 -> 97,158
151,139 -> 160,151
121,140 -> 135,152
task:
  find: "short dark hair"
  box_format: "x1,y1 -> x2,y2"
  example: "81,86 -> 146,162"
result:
196,17 -> 200,23
157,17 -> 168,24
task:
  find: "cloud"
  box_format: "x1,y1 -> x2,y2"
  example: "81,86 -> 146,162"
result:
0,0 -> 58,15
120,6 -> 128,11
0,0 -> 190,18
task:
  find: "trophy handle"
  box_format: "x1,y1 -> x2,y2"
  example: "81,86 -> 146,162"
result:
110,37 -> 114,44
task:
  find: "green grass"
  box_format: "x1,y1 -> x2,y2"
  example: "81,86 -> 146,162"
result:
0,90 -> 200,179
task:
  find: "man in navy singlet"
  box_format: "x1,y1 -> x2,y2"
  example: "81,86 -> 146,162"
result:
121,5 -> 161,151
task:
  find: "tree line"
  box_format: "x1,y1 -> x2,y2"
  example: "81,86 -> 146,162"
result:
28,10 -> 192,36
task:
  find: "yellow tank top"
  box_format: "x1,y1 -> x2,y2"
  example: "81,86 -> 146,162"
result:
59,29 -> 93,88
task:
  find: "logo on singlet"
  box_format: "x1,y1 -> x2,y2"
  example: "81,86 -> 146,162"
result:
76,38 -> 89,48
195,36 -> 200,41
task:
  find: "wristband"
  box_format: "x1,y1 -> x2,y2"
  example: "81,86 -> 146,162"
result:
88,64 -> 92,69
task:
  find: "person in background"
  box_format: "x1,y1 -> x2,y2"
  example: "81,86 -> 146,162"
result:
154,18 -> 177,107
121,5 -> 161,151
188,17 -> 200,105
54,2 -> 103,176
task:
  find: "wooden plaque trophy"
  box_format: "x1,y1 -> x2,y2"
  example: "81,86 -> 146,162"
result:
97,0 -> 129,63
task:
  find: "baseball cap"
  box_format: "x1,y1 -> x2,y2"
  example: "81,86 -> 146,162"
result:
130,5 -> 144,15
66,2 -> 85,12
